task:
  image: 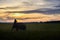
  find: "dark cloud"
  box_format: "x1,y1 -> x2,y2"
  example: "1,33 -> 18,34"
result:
5,8 -> 60,14
55,5 -> 60,7
0,0 -> 60,14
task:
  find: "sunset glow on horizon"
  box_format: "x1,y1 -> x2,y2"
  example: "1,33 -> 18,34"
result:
0,0 -> 60,22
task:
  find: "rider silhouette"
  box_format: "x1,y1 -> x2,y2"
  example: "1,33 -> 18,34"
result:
11,19 -> 26,32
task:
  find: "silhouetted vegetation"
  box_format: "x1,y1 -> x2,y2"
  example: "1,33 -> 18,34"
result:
0,20 -> 60,24
44,21 -> 60,23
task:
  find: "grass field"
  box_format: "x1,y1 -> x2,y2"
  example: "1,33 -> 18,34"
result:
0,23 -> 60,40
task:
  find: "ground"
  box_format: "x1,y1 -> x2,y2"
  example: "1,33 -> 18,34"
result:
0,23 -> 60,40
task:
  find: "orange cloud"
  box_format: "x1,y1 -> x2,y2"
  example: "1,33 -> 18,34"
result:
0,12 -> 60,22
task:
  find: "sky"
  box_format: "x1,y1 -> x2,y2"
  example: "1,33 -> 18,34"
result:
0,0 -> 60,23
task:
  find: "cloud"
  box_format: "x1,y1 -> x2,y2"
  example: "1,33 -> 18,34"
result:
0,13 -> 60,22
5,8 -> 60,14
0,0 -> 60,12
0,0 -> 60,22
0,0 -> 60,9
55,5 -> 60,7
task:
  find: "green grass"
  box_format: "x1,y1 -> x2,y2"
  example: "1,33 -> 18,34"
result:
0,23 -> 60,40
0,23 -> 60,31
